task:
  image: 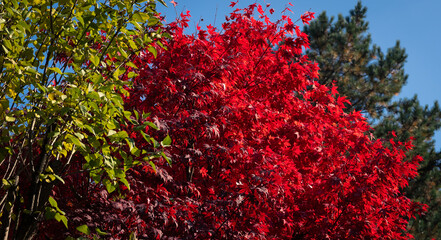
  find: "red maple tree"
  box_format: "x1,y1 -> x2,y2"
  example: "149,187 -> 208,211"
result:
39,4 -> 425,239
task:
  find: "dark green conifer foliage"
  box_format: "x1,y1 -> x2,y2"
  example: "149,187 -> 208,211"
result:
304,2 -> 441,239
304,2 -> 407,118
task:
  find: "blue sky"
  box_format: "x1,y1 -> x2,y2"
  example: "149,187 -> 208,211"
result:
157,0 -> 441,148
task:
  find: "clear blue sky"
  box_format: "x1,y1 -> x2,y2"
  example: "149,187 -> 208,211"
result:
158,0 -> 441,149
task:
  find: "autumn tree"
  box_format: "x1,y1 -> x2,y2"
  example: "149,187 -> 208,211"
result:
0,0 -> 166,239
38,4 -> 426,239
304,2 -> 441,238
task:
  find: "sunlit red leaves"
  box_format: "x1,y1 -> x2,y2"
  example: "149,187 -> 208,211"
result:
301,11 -> 315,25
229,1 -> 238,8
257,5 -> 264,15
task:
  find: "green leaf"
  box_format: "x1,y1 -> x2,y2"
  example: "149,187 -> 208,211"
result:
148,45 -> 157,58
161,135 -> 172,146
132,12 -> 149,22
149,161 -> 157,173
66,134 -> 86,151
44,208 -> 56,220
113,67 -> 124,78
158,0 -> 167,6
161,151 -> 171,165
84,125 -> 96,135
96,227 -> 109,236
118,47 -> 128,58
86,91 -> 100,100
55,213 -> 68,228
53,174 -> 65,184
48,67 -> 63,75
107,120 -> 117,130
131,147 -> 140,157
103,179 -> 117,193
0,98 -> 9,110
90,54 -> 100,67
119,178 -> 130,190
125,61 -> 138,69
3,39 -> 12,50
5,116 -> 16,122
125,137 -> 135,151
146,121 -> 158,130
151,138 -> 160,148
2,179 -> 11,190
76,224 -> 91,235
128,40 -> 137,50
148,17 -> 160,27
54,212 -> 62,222
74,132 -> 84,140
108,130 -> 128,141
102,144 -> 110,156
127,72 -> 138,78
107,129 -> 117,136
140,131 -> 151,143
48,196 -> 58,208
133,110 -> 139,120
142,112 -> 151,119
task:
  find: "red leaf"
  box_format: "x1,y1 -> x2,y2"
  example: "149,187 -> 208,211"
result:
257,5 -> 264,15
199,167 -> 208,178
301,11 -> 315,25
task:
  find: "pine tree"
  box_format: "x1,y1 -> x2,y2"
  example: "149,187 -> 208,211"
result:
304,2 -> 407,118
304,2 -> 441,239
375,97 -> 441,239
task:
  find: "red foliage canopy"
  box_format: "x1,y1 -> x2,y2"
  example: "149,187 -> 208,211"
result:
41,4 -> 424,239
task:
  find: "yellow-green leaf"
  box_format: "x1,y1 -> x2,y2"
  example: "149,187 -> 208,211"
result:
76,224 -> 90,235
48,196 -> 58,208
133,12 -> 149,22
48,67 -> 63,75
96,228 -> 109,236
5,116 -> 15,122
66,134 -> 86,151
148,45 -> 157,58
161,135 -> 172,146
128,40 -> 137,50
90,54 -> 100,67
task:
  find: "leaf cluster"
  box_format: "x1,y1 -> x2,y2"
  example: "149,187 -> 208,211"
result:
0,0 -> 165,238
